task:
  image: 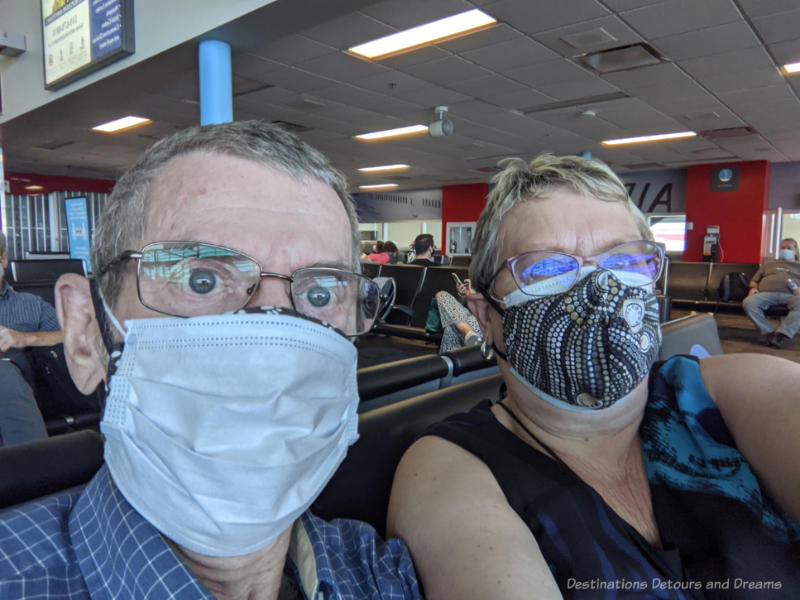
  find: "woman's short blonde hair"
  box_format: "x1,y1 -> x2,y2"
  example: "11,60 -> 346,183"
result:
469,154 -> 652,291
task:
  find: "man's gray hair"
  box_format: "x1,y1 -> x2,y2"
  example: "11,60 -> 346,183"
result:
0,232 -> 6,256
93,120 -> 359,305
469,154 -> 652,292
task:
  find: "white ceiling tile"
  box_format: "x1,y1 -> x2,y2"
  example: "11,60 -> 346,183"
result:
679,48 -> 784,94
737,0 -> 800,18
359,0 -> 474,29
446,74 -> 528,96
460,36 -> 559,73
592,98 -> 686,132
296,52 -> 389,82
379,46 -> 451,69
533,15 -> 644,57
403,56 -> 494,85
767,39 -> 800,65
250,35 -> 337,66
436,23 -> 521,53
620,0 -> 741,39
391,86 -> 473,108
301,11 -> 395,49
536,76 -> 621,100
652,21 -> 760,61
601,0 -> 665,10
232,54 -> 286,81
260,67 -> 337,93
506,58 -> 595,87
480,0 -> 609,35
752,8 -> 800,43
314,82 -> 423,114
351,70 -> 433,95
532,108 -> 631,140
601,62 -> 689,92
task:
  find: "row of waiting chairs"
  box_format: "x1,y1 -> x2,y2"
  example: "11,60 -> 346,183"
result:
0,312 -> 724,536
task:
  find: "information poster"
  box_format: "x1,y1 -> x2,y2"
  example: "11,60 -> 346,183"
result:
65,197 -> 92,272
42,0 -> 134,89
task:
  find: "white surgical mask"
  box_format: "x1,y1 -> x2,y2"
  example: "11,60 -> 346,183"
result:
100,306 -> 360,557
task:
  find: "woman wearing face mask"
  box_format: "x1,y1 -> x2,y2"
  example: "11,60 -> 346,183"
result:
387,155 -> 800,599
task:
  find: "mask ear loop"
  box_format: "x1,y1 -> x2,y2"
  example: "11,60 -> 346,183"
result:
475,282 -> 508,362
89,277 -> 126,392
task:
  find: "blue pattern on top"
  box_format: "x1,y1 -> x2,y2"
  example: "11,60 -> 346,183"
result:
0,465 -> 421,599
641,355 -> 800,544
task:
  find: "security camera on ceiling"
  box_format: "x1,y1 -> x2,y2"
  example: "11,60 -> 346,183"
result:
429,106 -> 453,137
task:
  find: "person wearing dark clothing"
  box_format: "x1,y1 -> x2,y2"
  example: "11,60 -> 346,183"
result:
410,233 -> 435,266
0,232 -> 62,446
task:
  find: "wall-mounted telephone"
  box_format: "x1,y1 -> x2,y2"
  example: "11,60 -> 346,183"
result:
703,225 -> 720,262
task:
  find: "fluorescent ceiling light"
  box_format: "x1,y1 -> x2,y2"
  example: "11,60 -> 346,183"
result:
349,9 -> 496,59
24,185 -> 44,191
358,164 -> 410,173
783,62 -> 800,73
92,116 -> 152,133
359,183 -> 399,191
602,131 -> 696,146
355,124 -> 428,141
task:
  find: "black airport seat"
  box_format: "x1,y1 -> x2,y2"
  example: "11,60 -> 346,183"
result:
449,256 -> 470,267
408,266 -> 469,329
379,265 -> 427,325
666,262 -> 711,306
313,373 -> 504,536
9,259 -> 87,306
0,430 -> 104,510
360,261 -> 381,279
658,313 -> 723,360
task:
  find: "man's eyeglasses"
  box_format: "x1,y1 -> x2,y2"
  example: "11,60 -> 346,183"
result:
96,241 -> 380,335
489,240 -> 665,300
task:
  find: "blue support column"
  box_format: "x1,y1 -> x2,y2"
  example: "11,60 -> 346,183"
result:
198,40 -> 233,125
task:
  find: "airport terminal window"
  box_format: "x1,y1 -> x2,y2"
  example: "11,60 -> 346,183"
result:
648,214 -> 686,254
2,191 -> 109,260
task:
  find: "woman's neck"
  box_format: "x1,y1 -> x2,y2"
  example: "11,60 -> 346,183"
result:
168,527 -> 293,600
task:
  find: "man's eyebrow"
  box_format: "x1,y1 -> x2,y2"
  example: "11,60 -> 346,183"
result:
302,261 -> 354,270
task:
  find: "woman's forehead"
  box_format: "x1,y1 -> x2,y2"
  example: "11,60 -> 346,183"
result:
498,192 -> 640,259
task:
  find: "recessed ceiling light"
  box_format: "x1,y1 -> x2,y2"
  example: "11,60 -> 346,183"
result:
354,125 -> 428,141
783,61 -> 800,74
348,9 -> 496,59
358,164 -> 410,173
24,185 -> 44,191
92,116 -> 152,133
359,183 -> 399,191
602,131 -> 696,146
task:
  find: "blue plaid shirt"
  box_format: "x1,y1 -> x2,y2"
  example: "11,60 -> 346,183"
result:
0,465 -> 421,599
0,281 -> 60,332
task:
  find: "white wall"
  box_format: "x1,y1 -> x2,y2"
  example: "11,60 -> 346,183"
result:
0,0 -> 276,123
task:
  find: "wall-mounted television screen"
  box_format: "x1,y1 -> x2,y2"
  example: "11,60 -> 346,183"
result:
41,0 -> 134,90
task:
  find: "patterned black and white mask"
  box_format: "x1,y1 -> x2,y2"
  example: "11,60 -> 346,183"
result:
500,269 -> 661,410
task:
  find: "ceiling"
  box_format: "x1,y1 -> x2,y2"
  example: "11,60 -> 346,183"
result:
3,0 -> 800,191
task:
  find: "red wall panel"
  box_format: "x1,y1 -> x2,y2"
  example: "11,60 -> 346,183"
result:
683,161 -> 769,263
441,183 -> 488,255
6,171 -> 115,195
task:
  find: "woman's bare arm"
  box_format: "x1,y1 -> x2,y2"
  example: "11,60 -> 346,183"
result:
700,353 -> 800,521
387,435 -> 562,600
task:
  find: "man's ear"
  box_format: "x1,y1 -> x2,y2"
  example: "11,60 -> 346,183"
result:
0,251 -> 7,270
55,273 -> 108,394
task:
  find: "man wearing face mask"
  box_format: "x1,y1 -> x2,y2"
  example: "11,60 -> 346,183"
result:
0,122 -> 421,600
743,238 -> 800,348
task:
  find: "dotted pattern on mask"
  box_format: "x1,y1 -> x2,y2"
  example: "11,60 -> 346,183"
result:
502,270 -> 661,408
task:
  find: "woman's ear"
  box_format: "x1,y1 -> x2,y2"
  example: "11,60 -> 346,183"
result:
55,273 -> 108,394
467,291 -> 496,346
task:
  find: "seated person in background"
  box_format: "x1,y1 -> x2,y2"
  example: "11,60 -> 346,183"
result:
388,154 -> 800,599
0,121 -> 420,600
367,240 -> 391,264
409,233 -> 435,266
743,238 -> 800,348
0,232 -> 61,446
384,240 -> 400,264
435,277 -> 482,354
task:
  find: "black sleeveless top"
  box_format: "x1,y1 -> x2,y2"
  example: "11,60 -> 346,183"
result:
424,356 -> 800,599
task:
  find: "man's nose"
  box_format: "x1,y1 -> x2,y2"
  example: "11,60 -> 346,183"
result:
246,276 -> 293,309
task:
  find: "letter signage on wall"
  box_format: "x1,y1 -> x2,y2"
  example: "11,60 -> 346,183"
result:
41,0 -> 134,90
